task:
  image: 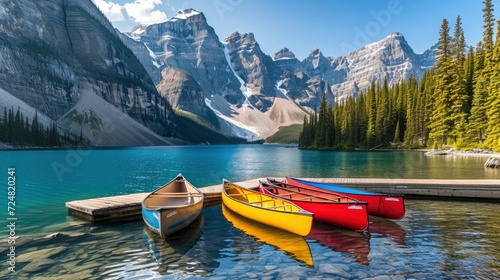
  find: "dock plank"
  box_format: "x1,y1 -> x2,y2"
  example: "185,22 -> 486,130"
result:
66,178 -> 500,222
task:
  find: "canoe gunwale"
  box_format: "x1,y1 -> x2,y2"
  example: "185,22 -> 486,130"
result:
287,177 -> 404,197
142,173 -> 204,210
142,173 -> 204,238
286,177 -> 405,220
262,180 -> 367,205
222,180 -> 313,217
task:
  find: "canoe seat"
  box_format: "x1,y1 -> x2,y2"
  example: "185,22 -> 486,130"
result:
294,197 -> 314,201
152,192 -> 203,197
264,205 -> 294,210
250,199 -> 276,205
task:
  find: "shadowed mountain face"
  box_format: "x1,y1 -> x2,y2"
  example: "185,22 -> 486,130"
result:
0,0 -> 176,146
120,9 -> 436,141
120,9 -> 339,140
0,2 -> 436,144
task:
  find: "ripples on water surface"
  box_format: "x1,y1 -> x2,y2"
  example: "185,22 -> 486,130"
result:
1,201 -> 498,279
0,146 -> 499,278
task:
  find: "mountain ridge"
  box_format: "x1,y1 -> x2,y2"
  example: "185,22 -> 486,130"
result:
120,9 -> 436,141
0,4 -> 437,146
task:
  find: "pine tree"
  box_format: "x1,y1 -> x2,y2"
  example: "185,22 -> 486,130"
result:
485,18 -> 500,151
429,19 -> 454,147
464,47 -> 475,115
366,80 -> 377,147
482,0 -> 495,52
468,43 -> 489,143
316,93 -> 329,148
449,16 -> 469,146
356,92 -> 368,146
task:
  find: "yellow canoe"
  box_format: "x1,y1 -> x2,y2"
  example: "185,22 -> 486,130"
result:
222,204 -> 314,267
222,180 -> 313,236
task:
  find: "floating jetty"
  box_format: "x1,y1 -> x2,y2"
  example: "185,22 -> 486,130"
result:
66,178 -> 500,222
485,157 -> 500,168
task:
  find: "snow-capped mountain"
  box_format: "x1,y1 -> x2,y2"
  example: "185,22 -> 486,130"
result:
0,2 -> 437,146
121,9 -> 318,140
121,9 -> 341,140
120,9 -> 436,141
299,32 -> 437,100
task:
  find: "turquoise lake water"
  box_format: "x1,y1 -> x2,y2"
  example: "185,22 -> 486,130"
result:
0,145 -> 499,278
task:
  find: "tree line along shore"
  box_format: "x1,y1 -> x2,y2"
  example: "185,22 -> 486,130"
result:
299,0 -> 500,153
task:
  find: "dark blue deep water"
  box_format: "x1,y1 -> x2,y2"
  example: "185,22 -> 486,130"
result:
0,145 -> 498,279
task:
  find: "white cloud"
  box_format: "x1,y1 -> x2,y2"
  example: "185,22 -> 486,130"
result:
124,0 -> 168,25
92,0 -> 125,22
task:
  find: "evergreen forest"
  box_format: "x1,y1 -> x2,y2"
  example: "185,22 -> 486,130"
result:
299,0 -> 500,152
0,107 -> 82,147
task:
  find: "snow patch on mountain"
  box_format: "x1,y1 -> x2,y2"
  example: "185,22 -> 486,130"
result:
205,96 -> 259,140
172,9 -> 201,20
222,42 -> 252,104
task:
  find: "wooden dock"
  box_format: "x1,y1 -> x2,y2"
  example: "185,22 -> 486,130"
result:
66,178 -> 500,222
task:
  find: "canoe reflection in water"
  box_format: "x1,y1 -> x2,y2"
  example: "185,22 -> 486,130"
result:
307,217 -> 406,264
142,215 -> 204,273
368,215 -> 406,245
307,222 -> 371,264
222,204 -> 314,267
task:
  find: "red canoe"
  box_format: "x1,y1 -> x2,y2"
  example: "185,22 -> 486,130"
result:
284,177 -> 405,220
259,181 -> 369,231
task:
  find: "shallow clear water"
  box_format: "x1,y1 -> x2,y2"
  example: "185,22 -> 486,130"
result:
0,145 -> 498,278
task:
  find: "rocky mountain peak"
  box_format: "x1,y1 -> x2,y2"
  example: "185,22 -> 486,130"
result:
172,8 -> 202,20
319,32 -> 436,100
272,48 -> 296,60
273,47 -> 300,73
225,32 -> 257,46
309,48 -> 323,57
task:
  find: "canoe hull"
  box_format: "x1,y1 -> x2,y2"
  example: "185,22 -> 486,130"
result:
142,174 -> 204,238
260,182 -> 368,231
142,203 -> 203,238
222,180 -> 313,236
286,178 -> 405,219
287,200 -> 367,231
222,205 -> 314,267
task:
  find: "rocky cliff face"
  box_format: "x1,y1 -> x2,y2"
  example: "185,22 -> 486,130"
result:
0,0 -> 176,146
224,32 -> 282,111
121,9 -> 320,139
299,32 -> 437,100
122,9 -> 243,105
156,68 -> 211,117
272,48 -> 300,73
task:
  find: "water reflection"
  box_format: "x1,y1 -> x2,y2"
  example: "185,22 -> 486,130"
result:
141,215 -> 204,275
221,204 -> 314,267
368,216 -> 406,245
307,222 -> 370,264
2,201 -> 499,279
405,200 -> 500,279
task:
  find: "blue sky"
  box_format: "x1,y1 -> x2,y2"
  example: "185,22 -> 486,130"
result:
93,0 -> 496,59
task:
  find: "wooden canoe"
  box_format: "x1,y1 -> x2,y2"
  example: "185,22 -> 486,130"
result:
285,177 -> 405,220
142,174 -> 204,238
222,180 -> 313,236
260,180 -> 369,231
222,204 -> 313,267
